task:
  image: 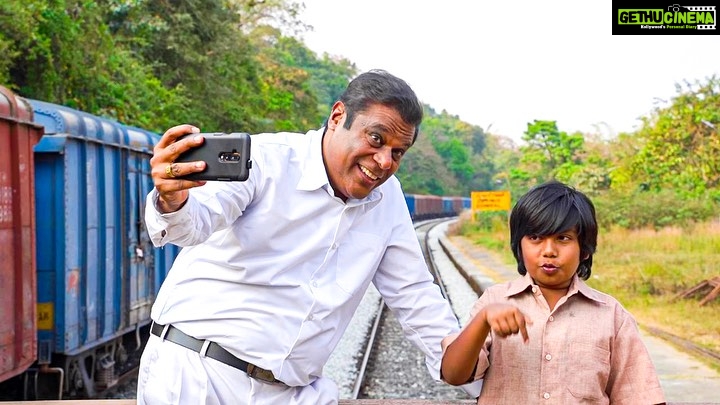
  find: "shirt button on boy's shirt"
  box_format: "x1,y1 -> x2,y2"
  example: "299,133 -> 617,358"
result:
543,392 -> 550,399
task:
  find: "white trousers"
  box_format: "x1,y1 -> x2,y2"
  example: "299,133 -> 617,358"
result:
136,334 -> 339,405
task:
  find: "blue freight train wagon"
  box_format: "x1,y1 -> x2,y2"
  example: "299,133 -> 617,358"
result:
29,100 -> 179,397
404,194 -> 417,219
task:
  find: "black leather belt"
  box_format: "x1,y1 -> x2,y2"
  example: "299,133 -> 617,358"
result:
150,322 -> 284,385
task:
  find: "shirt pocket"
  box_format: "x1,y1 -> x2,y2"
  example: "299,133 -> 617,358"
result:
335,231 -> 384,295
566,343 -> 611,402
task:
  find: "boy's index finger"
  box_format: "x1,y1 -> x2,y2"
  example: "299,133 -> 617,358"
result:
519,323 -> 529,343
514,312 -> 532,343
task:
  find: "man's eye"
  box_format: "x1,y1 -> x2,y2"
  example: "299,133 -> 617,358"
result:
393,150 -> 405,160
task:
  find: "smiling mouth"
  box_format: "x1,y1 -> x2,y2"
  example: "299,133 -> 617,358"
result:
359,164 -> 379,181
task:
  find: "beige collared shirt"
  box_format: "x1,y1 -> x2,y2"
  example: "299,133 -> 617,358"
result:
442,273 -> 665,404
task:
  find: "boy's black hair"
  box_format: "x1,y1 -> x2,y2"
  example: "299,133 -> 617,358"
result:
509,180 -> 598,280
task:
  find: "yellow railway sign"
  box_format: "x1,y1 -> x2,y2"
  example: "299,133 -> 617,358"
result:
471,190 -> 511,211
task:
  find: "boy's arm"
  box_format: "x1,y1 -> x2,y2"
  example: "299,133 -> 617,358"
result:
441,310 -> 491,385
441,303 -> 530,385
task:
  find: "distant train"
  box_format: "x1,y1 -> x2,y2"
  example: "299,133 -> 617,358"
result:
405,194 -> 471,221
0,85 -> 469,399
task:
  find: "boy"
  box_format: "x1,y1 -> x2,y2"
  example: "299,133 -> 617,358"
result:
441,181 -> 666,404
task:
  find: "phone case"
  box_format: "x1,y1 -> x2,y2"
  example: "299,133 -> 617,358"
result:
175,132 -> 252,181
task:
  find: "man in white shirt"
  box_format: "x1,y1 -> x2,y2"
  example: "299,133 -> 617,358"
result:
138,69 -> 462,404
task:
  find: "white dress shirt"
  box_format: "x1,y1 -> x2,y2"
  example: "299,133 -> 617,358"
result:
145,128 -> 460,387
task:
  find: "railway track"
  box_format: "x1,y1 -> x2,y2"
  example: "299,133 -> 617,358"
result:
350,220 -> 436,399
644,326 -> 720,365
351,219 -> 473,400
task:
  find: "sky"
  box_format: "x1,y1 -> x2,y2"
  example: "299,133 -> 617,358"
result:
296,0 -> 720,142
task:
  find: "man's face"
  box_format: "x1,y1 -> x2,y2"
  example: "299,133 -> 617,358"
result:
322,101 -> 415,201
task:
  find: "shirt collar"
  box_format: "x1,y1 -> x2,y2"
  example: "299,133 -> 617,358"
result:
505,272 -> 607,304
296,128 -> 330,192
505,273 -> 534,297
296,127 -> 383,206
574,275 -> 607,304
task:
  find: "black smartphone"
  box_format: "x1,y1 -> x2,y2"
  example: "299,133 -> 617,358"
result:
175,132 -> 252,181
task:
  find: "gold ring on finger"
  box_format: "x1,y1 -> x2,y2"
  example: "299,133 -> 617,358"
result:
165,164 -> 176,178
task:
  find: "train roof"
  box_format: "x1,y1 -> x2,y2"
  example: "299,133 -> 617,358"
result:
29,99 -> 159,153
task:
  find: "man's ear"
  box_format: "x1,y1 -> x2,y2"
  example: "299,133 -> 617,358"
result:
327,101 -> 345,130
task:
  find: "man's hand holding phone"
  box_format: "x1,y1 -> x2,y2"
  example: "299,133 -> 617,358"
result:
175,132 -> 252,181
149,125 -> 252,213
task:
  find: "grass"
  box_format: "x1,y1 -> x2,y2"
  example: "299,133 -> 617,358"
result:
453,214 -> 720,371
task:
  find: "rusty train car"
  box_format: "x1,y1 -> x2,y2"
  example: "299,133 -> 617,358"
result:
404,194 -> 470,221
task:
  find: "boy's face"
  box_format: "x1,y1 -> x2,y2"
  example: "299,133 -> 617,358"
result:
520,228 -> 584,293
322,101 -> 414,201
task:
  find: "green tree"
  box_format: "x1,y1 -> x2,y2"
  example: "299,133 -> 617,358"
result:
418,108 -> 491,195
396,131 -> 459,195
1,0 -> 184,130
248,25 -> 357,131
519,120 -> 585,183
306,53 -> 358,112
0,0 -> 36,86
107,0 -> 268,131
631,76 -> 720,197
482,134 -> 522,199
565,132 -> 613,194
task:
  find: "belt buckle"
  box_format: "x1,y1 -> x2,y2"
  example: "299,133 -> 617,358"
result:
246,363 -> 277,384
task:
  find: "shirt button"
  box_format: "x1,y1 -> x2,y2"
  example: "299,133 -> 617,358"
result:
545,354 -> 552,361
307,314 -> 314,321
543,392 -> 550,399
548,315 -> 554,322
312,281 -> 318,288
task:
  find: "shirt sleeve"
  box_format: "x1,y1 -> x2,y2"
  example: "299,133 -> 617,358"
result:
144,188 -> 196,247
606,309 -> 666,405
144,171 -> 256,248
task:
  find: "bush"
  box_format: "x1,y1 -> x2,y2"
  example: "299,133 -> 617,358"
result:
593,189 -> 719,229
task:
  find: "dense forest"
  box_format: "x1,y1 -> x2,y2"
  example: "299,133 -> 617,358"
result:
1,0 -> 718,228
